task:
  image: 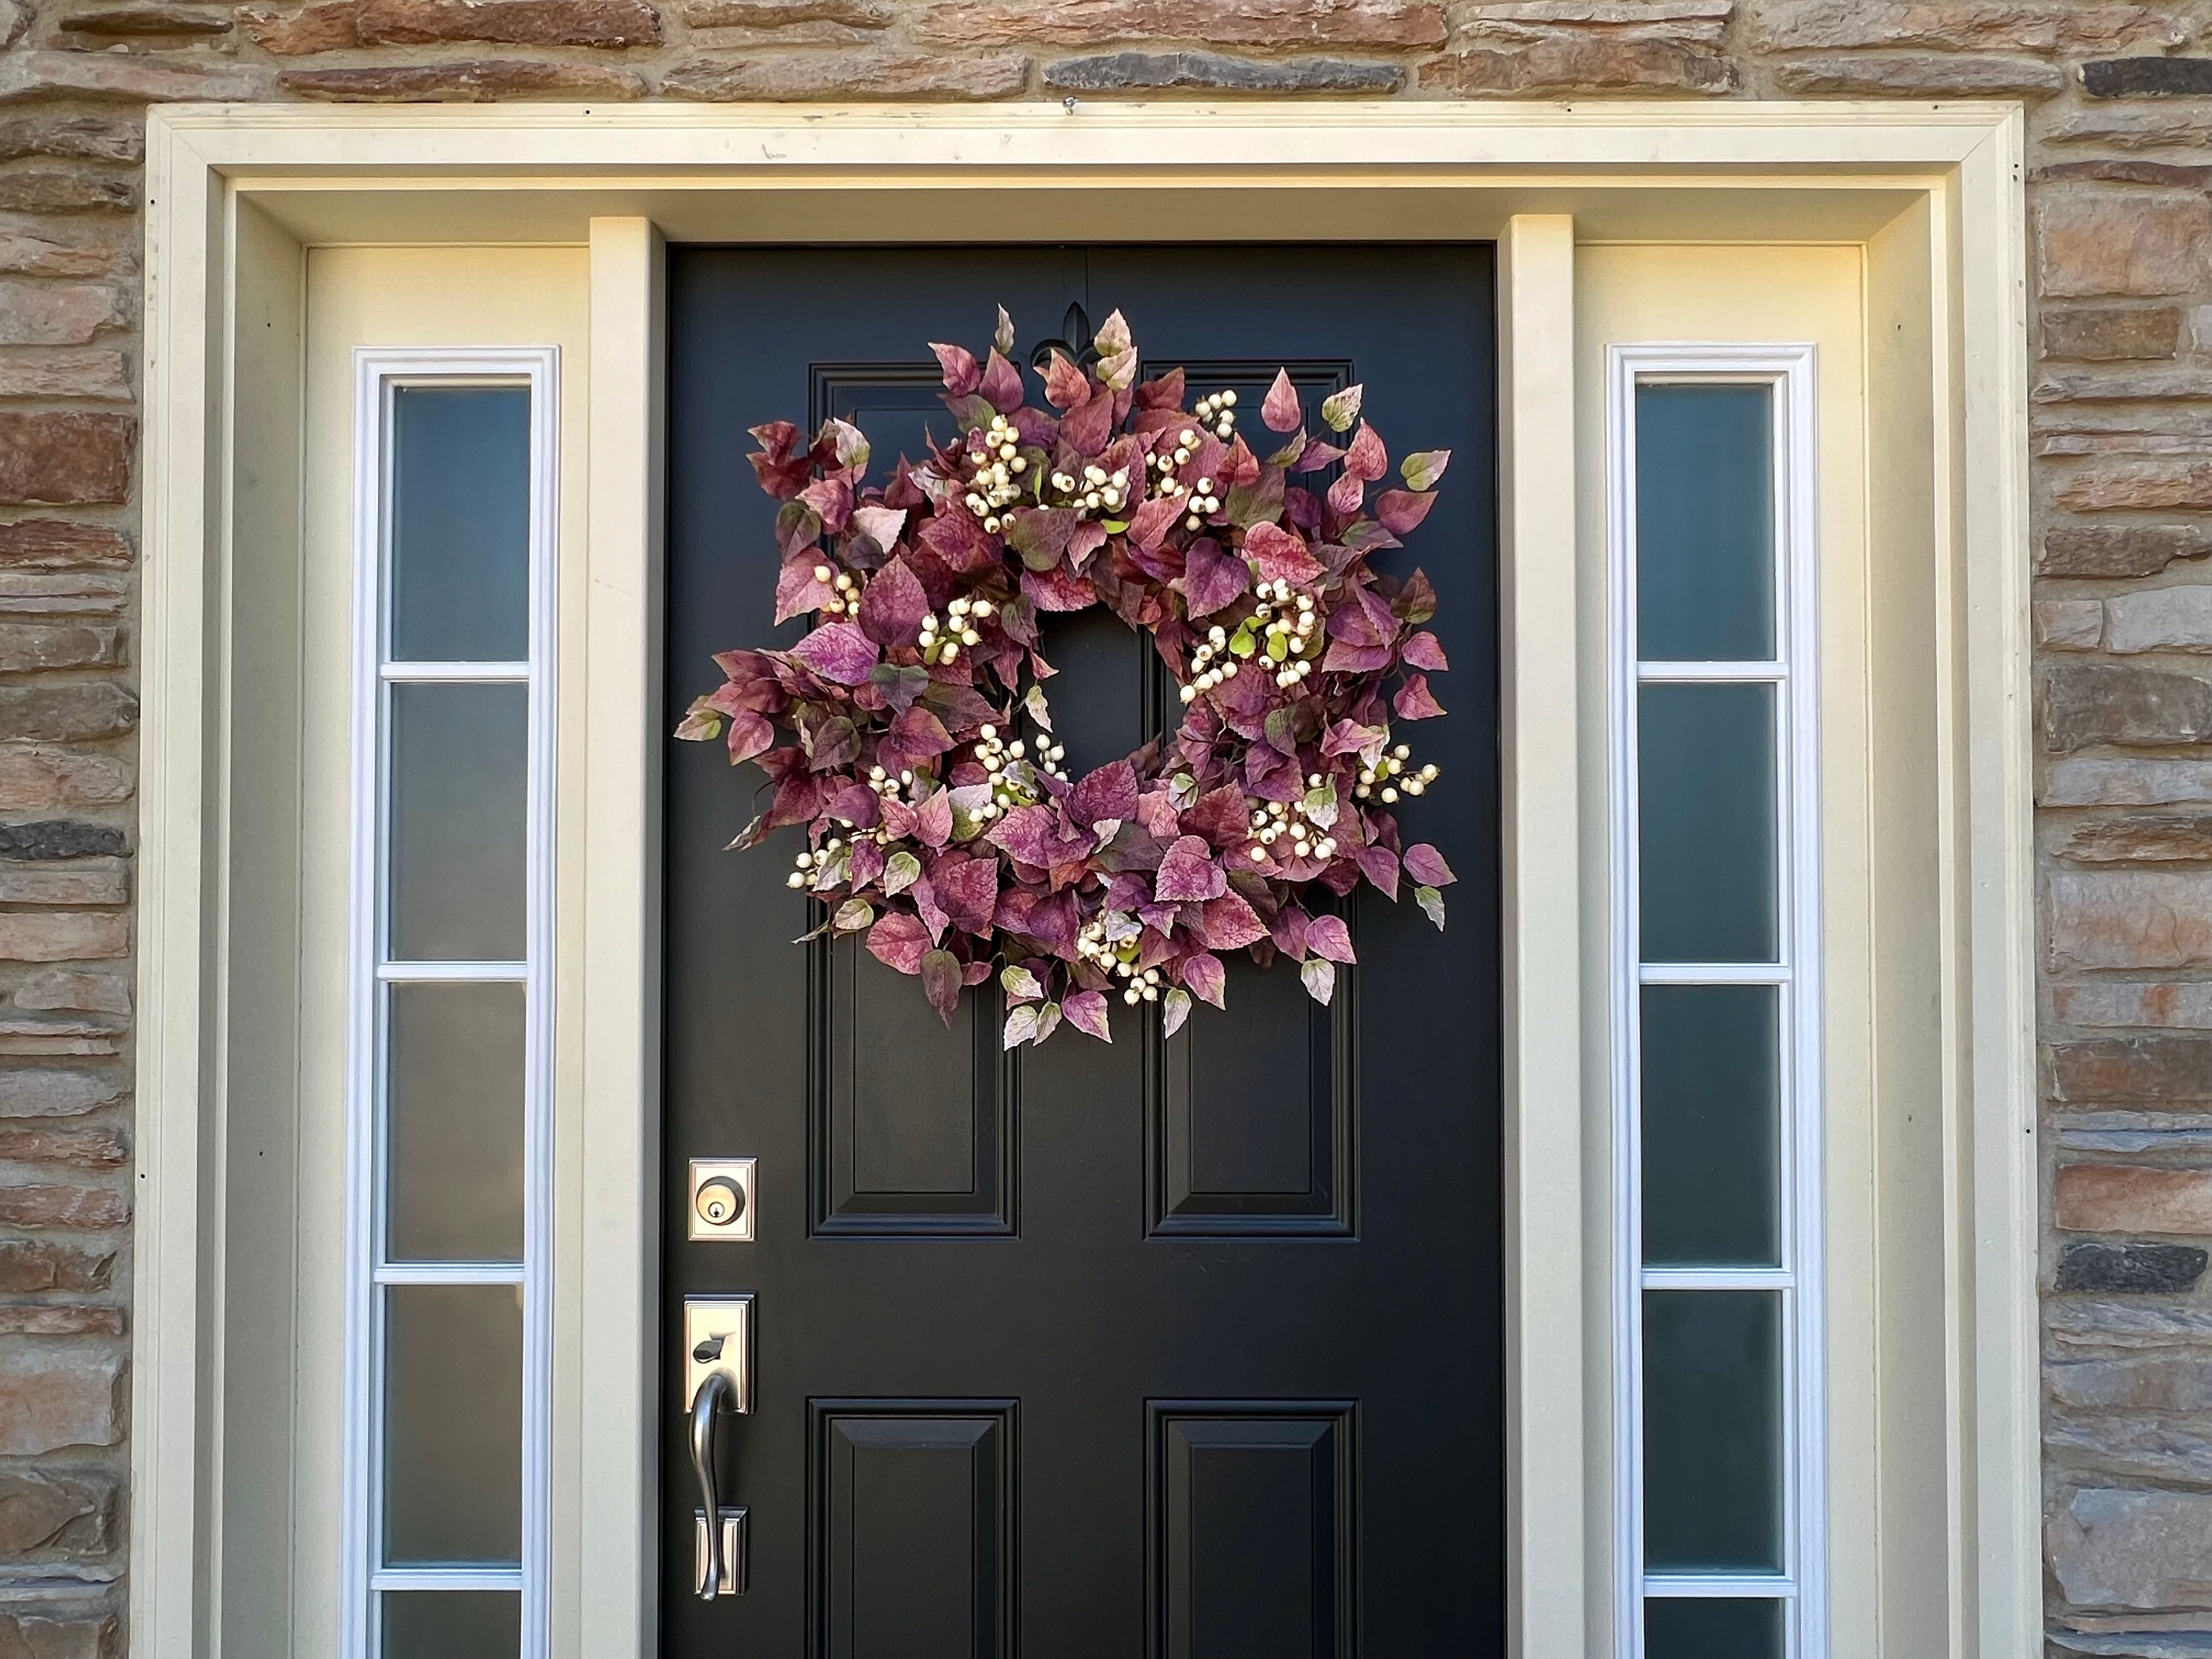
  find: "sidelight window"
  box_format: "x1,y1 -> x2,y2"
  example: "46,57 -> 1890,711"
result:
1610,349 -> 1824,1658
345,352 -> 558,1659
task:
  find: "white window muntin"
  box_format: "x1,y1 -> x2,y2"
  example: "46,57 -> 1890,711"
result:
343,347 -> 560,1659
1607,343 -> 1826,1658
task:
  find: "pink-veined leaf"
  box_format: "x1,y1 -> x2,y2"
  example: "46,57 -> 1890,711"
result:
1182,537 -> 1249,618
914,786 -> 955,850
1320,382 -> 1364,433
866,912 -> 931,975
1401,630 -> 1449,670
1373,488 -> 1436,537
1344,420 -> 1388,482
929,341 -> 981,396
1301,957 -> 1336,1005
979,348 -> 1024,414
788,621 -> 879,686
1304,913 -> 1357,964
1197,890 -> 1269,951
1062,989 -> 1113,1043
1043,349 -> 1090,410
1393,673 -> 1446,720
1403,843 -> 1457,887
856,555 -> 928,646
1181,951 -> 1227,1007
1356,843 -> 1401,900
1155,834 -> 1229,904
1261,369 -> 1302,433
723,709 -> 773,765
1243,522 -> 1324,588
1400,448 -> 1452,492
774,558 -> 837,624
919,949 -> 962,1026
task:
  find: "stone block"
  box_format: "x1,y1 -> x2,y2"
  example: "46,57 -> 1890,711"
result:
0,1122 -> 127,1166
2054,1241 -> 2210,1294
918,0 -> 1444,46
0,625 -> 121,675
2040,194 -> 2212,300
0,574 -> 129,617
0,285 -> 120,349
2042,663 -> 2212,752
1755,1 -> 2182,53
1045,49 -> 1403,91
0,1070 -> 123,1120
0,1304 -> 123,1334
1420,36 -> 1733,92
1772,52 -> 2062,94
2035,368 -> 2212,404
2049,1035 -> 2212,1101
2049,1486 -> 2212,1611
0,1346 -> 122,1455
2045,758 -> 2212,807
0,754 -> 131,814
13,970 -> 129,1014
0,115 -> 142,165
0,413 -> 132,506
0,1240 -> 111,1293
277,58 -> 648,98
2061,461 -> 2212,513
2109,587 -> 2212,654
2059,815 -> 2212,862
242,0 -> 663,52
2047,871 -> 2212,970
0,913 -> 127,963
2051,1350 -> 2212,1410
0,172 -> 134,216
0,49 -> 271,100
0,862 -> 128,905
2037,599 -> 2103,650
0,350 -> 132,402
2042,524 -> 2212,579
2058,1164 -> 2212,1234
663,49 -> 1027,97
0,685 -> 137,742
2055,981 -> 2212,1030
0,1469 -> 112,1559
0,1612 -> 114,1659
2086,56 -> 2212,97
0,236 -> 115,280
2046,1413 -> 2212,1486
0,822 -> 128,859
0,522 -> 129,570
2043,307 -> 2181,362
0,1016 -> 124,1057
679,0 -> 891,22
59,3 -> 230,30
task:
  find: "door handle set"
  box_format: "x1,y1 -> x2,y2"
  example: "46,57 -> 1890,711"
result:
685,1293 -> 754,1600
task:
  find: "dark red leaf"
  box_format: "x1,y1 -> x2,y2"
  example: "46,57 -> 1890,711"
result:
1155,834 -> 1229,903
1062,989 -> 1113,1042
1181,537 -> 1249,618
915,786 -> 954,849
1374,488 -> 1436,537
979,348 -> 1024,414
1197,890 -> 1269,951
1356,843 -> 1400,900
1261,368 -> 1301,433
1305,913 -> 1357,964
1394,673 -> 1446,720
866,912 -> 930,975
932,856 -> 999,935
724,709 -> 773,765
1043,349 -> 1090,410
774,558 -> 836,624
920,949 -> 962,1026
857,556 -> 929,646
788,622 -> 879,686
929,341 -> 981,396
1070,759 -> 1139,830
1181,952 -> 1227,1008
1243,522 -> 1324,588
1344,420 -> 1388,482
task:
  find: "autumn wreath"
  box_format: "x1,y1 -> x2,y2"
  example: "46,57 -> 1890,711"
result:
678,307 -> 1458,1047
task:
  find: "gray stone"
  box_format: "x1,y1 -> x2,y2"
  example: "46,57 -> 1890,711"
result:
2051,1635 -> 2212,1659
2046,759 -> 2212,807
0,821 -> 126,860
2050,1300 -> 2212,1348
2111,588 -> 2212,655
2047,1414 -> 2212,1484
2049,1486 -> 2212,1611
2042,663 -> 2212,752
0,1069 -> 123,1120
2057,1242 -> 2210,1294
2052,1352 -> 2212,1412
2086,57 -> 2212,97
1044,48 -> 1404,91
2042,524 -> 2212,579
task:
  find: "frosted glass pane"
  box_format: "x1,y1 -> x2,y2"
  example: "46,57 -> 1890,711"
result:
1635,383 -> 1775,662
382,1590 -> 519,1659
1641,985 -> 1781,1267
1644,1290 -> 1784,1573
390,387 -> 530,663
384,1284 -> 522,1565
1639,684 -> 1777,964
389,683 -> 527,962
1645,1597 -> 1784,1659
387,982 -> 524,1263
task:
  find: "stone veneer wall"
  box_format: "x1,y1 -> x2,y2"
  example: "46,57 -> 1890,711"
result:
4,2 -> 2212,1653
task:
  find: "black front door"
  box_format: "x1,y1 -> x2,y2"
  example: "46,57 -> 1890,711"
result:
663,246 -> 1501,1656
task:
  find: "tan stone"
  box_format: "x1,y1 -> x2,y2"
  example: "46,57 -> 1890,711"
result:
2034,367 -> 2212,403
243,0 -> 662,52
0,521 -> 129,569
13,969 -> 128,1014
0,574 -> 131,614
2042,307 -> 2181,363
2059,815 -> 2212,862
2042,524 -> 2212,580
2036,599 -> 2102,651
2040,194 -> 2212,300
0,1346 -> 122,1454
0,115 -> 141,165
0,1240 -> 111,1293
0,171 -> 134,216
1455,0 -> 1729,45
0,861 -> 128,905
0,1122 -> 127,1166
277,58 -> 650,97
2035,158 -> 2212,191
2057,1164 -> 2212,1234
2045,110 -> 2212,151
0,1070 -> 122,1120
0,748 -> 133,811
58,2 -> 232,29
1771,52 -> 2062,95
1419,35 -> 1731,92
0,913 -> 128,963
0,286 -> 122,349
0,236 -> 116,280
1754,0 -> 2181,53
916,0 -> 1445,47
679,0 -> 890,20
0,1182 -> 128,1229
2060,461 -> 2212,514
0,1022 -> 125,1058
0,685 -> 137,742
2053,981 -> 2212,1031
0,1469 -> 111,1559
2051,1354 -> 2212,1413
0,1615 -> 114,1659
0,1305 -> 124,1335
0,49 -> 272,101
0,625 -> 121,675
2043,663 -> 2212,752
663,49 -> 1028,97
2049,1035 -> 2212,1102
0,351 -> 132,402
2108,587 -> 2212,656
2047,871 -> 2212,970
0,413 -> 132,505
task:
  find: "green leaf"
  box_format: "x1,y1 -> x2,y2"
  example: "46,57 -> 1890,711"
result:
1321,383 -> 1364,433
949,782 -> 995,843
1002,1003 -> 1040,1049
1167,771 -> 1200,809
994,305 -> 1015,356
1001,964 -> 1045,1003
1034,1001 -> 1063,1045
1414,884 -> 1447,929
1303,782 -> 1339,830
809,847 -> 851,890
1229,625 -> 1257,658
882,850 -> 922,896
1266,631 -> 1289,662
1301,957 -> 1337,1005
1400,448 -> 1452,492
675,697 -> 723,742
945,392 -> 995,432
1161,986 -> 1193,1039
832,898 -> 874,933
1101,519 -> 1130,534
1222,468 -> 1285,530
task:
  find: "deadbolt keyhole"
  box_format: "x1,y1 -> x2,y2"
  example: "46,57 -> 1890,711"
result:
696,1176 -> 744,1228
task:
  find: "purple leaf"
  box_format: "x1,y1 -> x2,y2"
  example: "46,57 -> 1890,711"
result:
1401,630 -> 1449,671
1155,834 -> 1229,904
789,622 -> 879,686
798,475 -> 853,533
930,341 -> 981,396
1043,349 -> 1090,410
994,306 -> 1015,355
1020,565 -> 1096,613
1261,369 -> 1301,434
1394,673 -> 1446,720
1374,489 -> 1436,538
932,855 -> 1000,935
1304,913 -> 1357,964
1344,420 -> 1388,482
920,949 -> 962,1028
1180,785 -> 1252,849
1128,494 -> 1183,554
1070,759 -> 1139,831
1197,891 -> 1269,951
877,702 -> 954,775
826,782 -> 883,830
856,556 -> 928,645
1059,390 -> 1115,458
1062,989 -> 1113,1043
915,786 -> 955,850
866,912 -> 931,975
723,709 -> 774,765
979,348 -> 1024,414
986,804 -> 1055,869
1403,843 -> 1457,887
847,837 -> 885,888
1243,522 -> 1324,588
1181,536 -> 1249,618
849,504 -> 908,556
1327,470 -> 1364,518
774,558 -> 837,624
1003,1003 -> 1041,1048
1356,843 -> 1401,900
1321,637 -> 1391,674
1181,951 -> 1227,1008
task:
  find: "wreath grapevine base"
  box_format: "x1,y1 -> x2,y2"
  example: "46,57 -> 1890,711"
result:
679,307 -> 1459,1047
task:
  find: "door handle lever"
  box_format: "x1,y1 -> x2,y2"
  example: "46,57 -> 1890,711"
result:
684,1295 -> 754,1601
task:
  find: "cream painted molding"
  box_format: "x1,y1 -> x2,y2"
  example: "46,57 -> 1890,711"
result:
137,101 -> 2033,1659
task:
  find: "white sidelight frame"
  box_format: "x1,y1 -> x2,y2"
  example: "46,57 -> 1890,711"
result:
342,348 -> 562,1659
1606,345 -> 1826,1656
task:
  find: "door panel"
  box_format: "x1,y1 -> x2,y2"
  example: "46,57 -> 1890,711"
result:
664,245 -> 1500,1654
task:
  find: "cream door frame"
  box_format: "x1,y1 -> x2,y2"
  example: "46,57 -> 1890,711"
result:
136,101 -> 2033,1659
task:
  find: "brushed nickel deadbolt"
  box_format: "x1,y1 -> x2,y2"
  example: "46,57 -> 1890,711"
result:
688,1158 -> 755,1242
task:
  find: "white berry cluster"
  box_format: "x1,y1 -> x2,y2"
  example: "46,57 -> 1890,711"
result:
1246,777 -> 1341,864
1180,624 -> 1245,703
1076,915 -> 1169,1005
1049,462 -> 1129,519
1353,743 -> 1440,804
1260,585 -> 1319,688
919,595 -> 993,665
865,762 -> 922,805
1192,388 -> 1238,439
787,834 -> 848,889
1148,427 -> 1220,532
961,413 -> 1028,533
811,563 -> 861,616
973,722 -> 1068,815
